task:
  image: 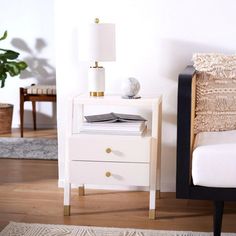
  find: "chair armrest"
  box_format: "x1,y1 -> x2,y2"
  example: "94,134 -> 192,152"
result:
176,65 -> 196,198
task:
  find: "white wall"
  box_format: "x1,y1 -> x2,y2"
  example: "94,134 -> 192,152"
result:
55,0 -> 236,192
0,0 -> 56,128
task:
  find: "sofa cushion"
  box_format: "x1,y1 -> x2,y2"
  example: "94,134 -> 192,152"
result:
192,130 -> 236,188
192,53 -> 236,133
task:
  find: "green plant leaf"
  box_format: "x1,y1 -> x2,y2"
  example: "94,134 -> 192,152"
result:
4,50 -> 19,60
0,50 -> 19,61
5,62 -> 20,76
0,53 -> 7,62
0,64 -> 5,74
0,31 -> 7,41
0,72 -> 7,88
17,61 -> 28,70
0,31 -> 28,88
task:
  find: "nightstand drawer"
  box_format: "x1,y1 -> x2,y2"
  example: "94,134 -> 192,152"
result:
69,134 -> 151,163
70,161 -> 150,186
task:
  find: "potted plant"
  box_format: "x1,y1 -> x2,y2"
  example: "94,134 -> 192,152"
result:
0,31 -> 28,134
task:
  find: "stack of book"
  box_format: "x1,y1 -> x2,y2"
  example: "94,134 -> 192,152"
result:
79,112 -> 147,136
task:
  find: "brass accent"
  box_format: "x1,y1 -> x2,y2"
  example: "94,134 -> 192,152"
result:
90,91 -> 104,97
78,186 -> 85,196
156,190 -> 161,199
105,171 -> 111,177
149,209 -> 156,220
95,18 -> 99,24
90,65 -> 103,69
106,147 -> 112,154
64,205 -> 71,216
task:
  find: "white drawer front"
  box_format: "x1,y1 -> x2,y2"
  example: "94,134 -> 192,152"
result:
70,161 -> 150,186
69,134 -> 151,163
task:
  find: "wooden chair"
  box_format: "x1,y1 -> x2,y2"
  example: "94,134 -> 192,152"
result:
177,65 -> 236,236
20,84 -> 56,137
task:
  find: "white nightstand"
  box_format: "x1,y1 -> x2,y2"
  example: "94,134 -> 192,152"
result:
64,94 -> 162,219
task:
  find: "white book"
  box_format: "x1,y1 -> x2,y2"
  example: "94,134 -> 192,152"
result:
85,112 -> 146,123
80,121 -> 146,132
79,126 -> 147,136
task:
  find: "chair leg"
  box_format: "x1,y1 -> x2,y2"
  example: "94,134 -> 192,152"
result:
213,201 -> 224,236
20,88 -> 24,138
32,101 -> 36,130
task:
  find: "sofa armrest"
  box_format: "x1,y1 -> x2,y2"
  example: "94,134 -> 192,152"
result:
176,65 -> 196,198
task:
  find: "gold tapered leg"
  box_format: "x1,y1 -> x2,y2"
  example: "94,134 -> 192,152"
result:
78,186 -> 85,196
64,205 -> 71,216
156,190 -> 161,199
149,209 -> 156,219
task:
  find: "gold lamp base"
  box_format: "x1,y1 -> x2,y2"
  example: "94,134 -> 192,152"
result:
90,91 -> 104,97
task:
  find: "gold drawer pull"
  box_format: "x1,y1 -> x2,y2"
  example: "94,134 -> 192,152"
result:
105,171 -> 111,177
106,148 -> 112,153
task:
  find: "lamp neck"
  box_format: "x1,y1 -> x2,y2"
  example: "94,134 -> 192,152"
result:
90,61 -> 103,68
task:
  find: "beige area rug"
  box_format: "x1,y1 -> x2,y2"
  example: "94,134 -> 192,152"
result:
0,222 -> 236,236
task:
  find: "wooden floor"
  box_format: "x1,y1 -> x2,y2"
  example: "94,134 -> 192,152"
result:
0,128 -> 236,233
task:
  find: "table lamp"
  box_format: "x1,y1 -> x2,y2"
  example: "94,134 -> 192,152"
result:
87,18 -> 116,96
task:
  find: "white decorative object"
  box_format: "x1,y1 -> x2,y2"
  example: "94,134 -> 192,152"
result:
88,67 -> 105,92
121,77 -> 141,98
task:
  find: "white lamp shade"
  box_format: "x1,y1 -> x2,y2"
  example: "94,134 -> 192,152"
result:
88,23 -> 116,62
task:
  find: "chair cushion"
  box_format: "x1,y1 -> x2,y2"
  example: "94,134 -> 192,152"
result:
26,85 -> 56,95
192,53 -> 236,134
192,130 -> 236,188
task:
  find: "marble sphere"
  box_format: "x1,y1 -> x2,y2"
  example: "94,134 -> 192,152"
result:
121,77 -> 140,97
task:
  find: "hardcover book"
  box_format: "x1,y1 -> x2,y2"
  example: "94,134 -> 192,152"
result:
84,112 -> 146,123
